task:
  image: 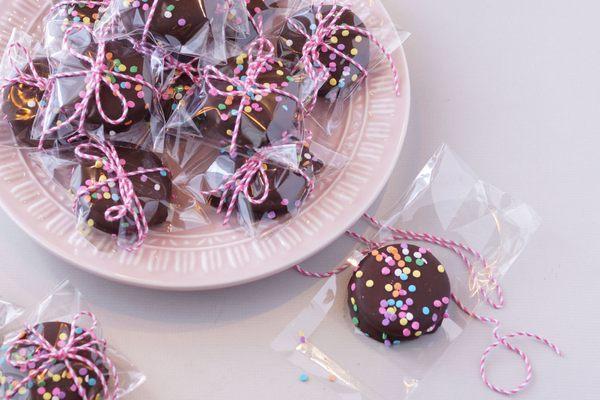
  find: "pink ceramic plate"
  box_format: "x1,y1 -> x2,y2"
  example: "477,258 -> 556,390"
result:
0,0 -> 410,290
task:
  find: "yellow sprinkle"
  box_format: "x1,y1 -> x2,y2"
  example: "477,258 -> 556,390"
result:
355,270 -> 363,278
341,30 -> 350,37
412,270 -> 421,278
350,297 -> 355,305
87,219 -> 95,227
244,106 -> 252,113
98,175 -> 107,182
415,331 -> 422,337
83,16 -> 91,24
403,267 -> 411,274
276,69 -> 284,76
103,192 -> 111,200
384,283 -> 393,292
226,129 -> 233,136
59,333 -> 68,340
226,85 -> 234,91
18,387 -> 27,395
351,74 -> 359,82
365,279 -> 374,288
94,160 -> 103,168
386,307 -> 395,314
329,78 -> 337,86
438,265 -> 445,273
350,48 -> 358,56
330,36 -> 338,44
52,374 -> 61,382
399,318 -> 408,326
118,64 -> 127,72
355,35 -> 363,42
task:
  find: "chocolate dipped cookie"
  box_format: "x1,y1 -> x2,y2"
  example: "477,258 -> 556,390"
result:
192,52 -> 303,153
278,5 -> 370,100
72,143 -> 172,236
348,243 -> 451,345
0,321 -> 110,400
1,58 -> 50,147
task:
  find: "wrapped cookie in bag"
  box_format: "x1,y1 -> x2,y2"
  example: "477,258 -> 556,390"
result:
0,281 -> 145,399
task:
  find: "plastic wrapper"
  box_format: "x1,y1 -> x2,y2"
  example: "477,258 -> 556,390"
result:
33,25 -> 166,152
273,145 -> 541,399
0,300 -> 23,336
276,0 -> 410,135
27,135 -> 209,252
0,30 -> 54,149
173,138 -> 346,234
96,0 -> 248,62
0,281 -> 145,399
43,0 -> 112,54
165,42 -> 311,158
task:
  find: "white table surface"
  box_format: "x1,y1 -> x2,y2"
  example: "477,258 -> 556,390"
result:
1,0 -> 599,399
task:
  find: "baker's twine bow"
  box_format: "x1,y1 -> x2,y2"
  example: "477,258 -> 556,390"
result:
202,15 -> 302,157
74,139 -> 168,251
201,148 -> 315,225
37,23 -> 159,148
0,43 -> 51,93
287,2 -> 401,112
4,311 -> 119,400
293,212 -> 563,396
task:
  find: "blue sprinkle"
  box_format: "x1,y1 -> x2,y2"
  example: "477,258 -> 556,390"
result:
282,105 -> 289,111
400,274 -> 408,281
112,194 -> 120,202
88,378 -> 97,386
393,340 -> 401,345
309,23 -> 316,31
160,170 -> 167,176
387,299 -> 395,306
422,306 -> 430,315
75,327 -> 83,334
120,82 -> 127,89
299,373 -> 309,382
408,285 -> 416,292
231,110 -> 238,116
395,300 -> 403,308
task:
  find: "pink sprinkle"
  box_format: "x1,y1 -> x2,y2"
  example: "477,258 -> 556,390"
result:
140,175 -> 148,182
433,300 -> 442,308
382,319 -> 390,326
432,313 -> 438,322
381,267 -> 390,275
337,44 -> 345,51
402,329 -> 411,337
398,311 -> 406,318
281,199 -> 289,206
442,297 -> 450,304
137,91 -> 145,99
178,18 -> 186,26
142,3 -> 149,10
37,388 -> 46,395
132,0 -> 140,6
127,100 -> 135,108
405,298 -> 414,306
378,307 -> 386,314
267,211 -> 276,219
350,283 -> 356,291
411,322 -> 420,330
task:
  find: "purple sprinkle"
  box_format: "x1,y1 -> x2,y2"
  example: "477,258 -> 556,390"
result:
178,18 -> 186,26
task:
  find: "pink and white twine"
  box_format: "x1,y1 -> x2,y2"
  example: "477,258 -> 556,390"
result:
74,140 -> 168,251
294,212 -> 562,396
286,2 -> 401,112
3,311 -> 119,400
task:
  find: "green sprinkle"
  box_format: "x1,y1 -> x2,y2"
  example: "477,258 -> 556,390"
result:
217,103 -> 226,110
404,256 -> 413,263
352,317 -> 359,325
130,65 -> 138,73
416,259 -> 424,266
166,4 -> 175,11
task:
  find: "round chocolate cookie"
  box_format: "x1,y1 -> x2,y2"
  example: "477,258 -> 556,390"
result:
193,52 -> 302,153
348,243 -> 451,345
1,321 -> 110,400
72,143 -> 172,236
278,5 -> 370,100
208,146 -> 321,221
1,58 -> 50,147
84,39 -> 153,133
121,0 -> 209,46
